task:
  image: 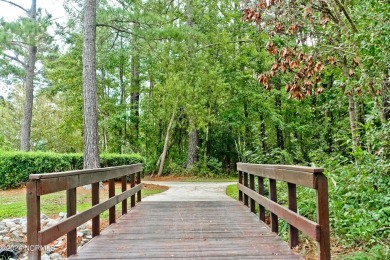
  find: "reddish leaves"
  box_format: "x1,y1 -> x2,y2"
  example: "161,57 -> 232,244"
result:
242,8 -> 261,24
258,44 -> 326,99
266,42 -> 278,55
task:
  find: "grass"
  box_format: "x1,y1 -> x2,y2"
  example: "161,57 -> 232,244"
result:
0,184 -> 167,220
226,183 -> 238,199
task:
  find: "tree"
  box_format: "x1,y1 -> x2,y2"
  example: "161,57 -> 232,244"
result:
82,0 -> 100,169
0,0 -> 39,151
244,0 -> 389,151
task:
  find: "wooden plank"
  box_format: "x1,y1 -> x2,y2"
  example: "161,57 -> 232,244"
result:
316,173 -> 331,260
26,180 -> 41,260
238,171 -> 243,202
92,182 -> 100,237
258,176 -> 266,222
109,179 -> 115,224
249,174 -> 255,213
66,188 -> 77,257
30,164 -> 142,179
39,184 -> 143,245
130,174 -> 135,207
137,172 -> 141,202
69,201 -> 301,259
38,175 -> 78,196
121,176 -> 127,215
79,166 -> 140,189
238,183 -> 320,241
269,179 -> 278,233
243,172 -> 248,206
237,163 -> 320,188
288,183 -> 299,248
35,164 -> 143,195
237,163 -> 323,173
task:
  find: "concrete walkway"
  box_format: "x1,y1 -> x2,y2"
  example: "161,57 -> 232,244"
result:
142,181 -> 236,201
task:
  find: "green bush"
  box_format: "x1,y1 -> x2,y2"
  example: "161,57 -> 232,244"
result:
0,151 -> 144,189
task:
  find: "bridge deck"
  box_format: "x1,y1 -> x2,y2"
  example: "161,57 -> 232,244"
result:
69,201 -> 300,259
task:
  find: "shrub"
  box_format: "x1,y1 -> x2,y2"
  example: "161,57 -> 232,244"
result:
0,151 -> 144,189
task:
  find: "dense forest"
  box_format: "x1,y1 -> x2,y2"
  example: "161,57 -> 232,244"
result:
0,0 -> 389,258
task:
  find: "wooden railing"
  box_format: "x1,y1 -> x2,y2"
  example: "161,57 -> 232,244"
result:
237,163 -> 330,260
26,164 -> 143,260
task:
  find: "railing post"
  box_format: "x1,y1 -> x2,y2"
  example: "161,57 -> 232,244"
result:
257,176 -> 265,222
27,180 -> 41,260
249,174 -> 255,213
121,176 -> 127,215
317,173 -> 331,260
109,179 -> 115,224
130,174 -> 135,207
238,171 -> 243,202
92,182 -> 100,237
269,179 -> 278,233
137,171 -> 142,202
66,187 -> 77,257
287,183 -> 298,248
243,171 -> 249,206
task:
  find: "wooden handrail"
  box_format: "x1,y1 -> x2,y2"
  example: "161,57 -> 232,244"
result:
237,163 -> 330,260
27,164 -> 143,260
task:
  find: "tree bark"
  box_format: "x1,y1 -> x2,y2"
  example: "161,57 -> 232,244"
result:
131,23 -> 140,141
185,0 -> 198,170
340,54 -> 360,148
20,0 -> 37,151
186,127 -> 198,170
82,0 -> 100,169
158,109 -> 176,177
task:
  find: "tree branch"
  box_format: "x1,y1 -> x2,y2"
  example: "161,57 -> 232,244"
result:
96,23 -> 166,41
333,0 -> 357,32
3,53 -> 27,68
0,0 -> 29,15
9,40 -> 30,49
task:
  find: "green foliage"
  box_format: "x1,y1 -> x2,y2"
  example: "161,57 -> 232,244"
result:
340,245 -> 389,260
0,151 -> 144,189
226,184 -> 238,200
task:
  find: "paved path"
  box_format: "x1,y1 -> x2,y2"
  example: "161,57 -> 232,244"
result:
142,181 -> 236,201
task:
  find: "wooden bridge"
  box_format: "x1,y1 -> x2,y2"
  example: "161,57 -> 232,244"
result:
26,163 -> 330,259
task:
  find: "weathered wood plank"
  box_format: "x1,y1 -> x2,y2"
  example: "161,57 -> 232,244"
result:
237,163 -> 322,188
26,180 -> 41,260
238,183 -> 320,241
66,188 -> 77,257
317,173 -> 331,260
32,164 -> 143,195
288,182 -> 299,248
69,201 -> 301,259
30,164 -> 142,179
38,184 -> 143,245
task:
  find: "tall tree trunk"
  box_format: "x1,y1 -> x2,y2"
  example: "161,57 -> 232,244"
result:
186,126 -> 198,170
158,109 -> 176,177
131,24 -> 140,142
340,54 -> 360,148
185,0 -> 198,170
347,94 -> 360,148
82,0 -> 100,169
20,0 -> 37,151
